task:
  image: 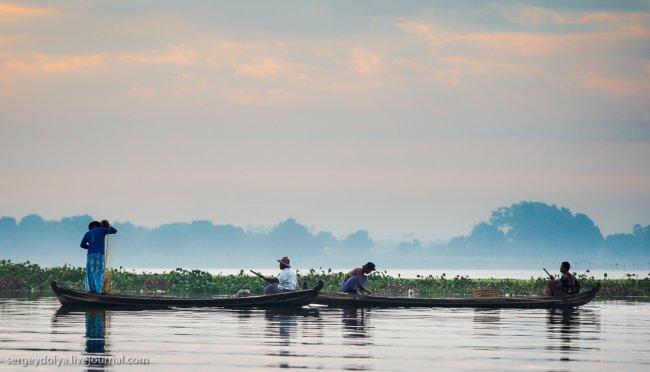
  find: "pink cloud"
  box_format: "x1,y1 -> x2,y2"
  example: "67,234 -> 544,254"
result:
232,58 -> 310,80
318,81 -> 382,91
118,44 -> 196,65
352,47 -> 383,75
581,70 -> 645,96
0,3 -> 58,18
440,56 -> 534,74
395,19 -> 447,46
399,11 -> 649,59
3,53 -> 105,74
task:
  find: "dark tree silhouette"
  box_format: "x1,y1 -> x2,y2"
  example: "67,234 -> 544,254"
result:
488,201 -> 603,254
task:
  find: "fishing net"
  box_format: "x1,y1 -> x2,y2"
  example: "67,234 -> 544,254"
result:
102,233 -> 117,294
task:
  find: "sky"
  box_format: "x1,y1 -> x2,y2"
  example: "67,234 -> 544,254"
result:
1,1 -> 649,241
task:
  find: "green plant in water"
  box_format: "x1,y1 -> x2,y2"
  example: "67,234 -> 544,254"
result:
2,260 -> 650,299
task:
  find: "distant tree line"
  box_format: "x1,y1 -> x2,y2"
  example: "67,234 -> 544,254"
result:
443,202 -> 648,263
0,201 -> 648,269
0,216 -> 372,268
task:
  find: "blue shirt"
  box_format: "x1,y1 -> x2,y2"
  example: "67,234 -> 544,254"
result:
80,226 -> 117,255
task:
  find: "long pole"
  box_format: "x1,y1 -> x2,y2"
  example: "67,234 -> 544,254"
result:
102,232 -> 111,294
543,268 -> 553,280
250,270 -> 275,284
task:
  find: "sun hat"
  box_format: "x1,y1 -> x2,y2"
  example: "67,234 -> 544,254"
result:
277,256 -> 291,268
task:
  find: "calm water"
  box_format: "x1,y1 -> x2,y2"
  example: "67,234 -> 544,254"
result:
1,296 -> 650,371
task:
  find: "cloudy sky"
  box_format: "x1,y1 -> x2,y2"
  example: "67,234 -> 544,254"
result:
1,1 -> 649,240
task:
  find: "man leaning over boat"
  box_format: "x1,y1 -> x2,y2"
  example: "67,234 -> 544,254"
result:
340,262 -> 376,295
80,219 -> 117,294
263,256 -> 298,294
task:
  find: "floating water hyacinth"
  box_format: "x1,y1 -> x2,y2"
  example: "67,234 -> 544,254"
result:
1,260 -> 649,298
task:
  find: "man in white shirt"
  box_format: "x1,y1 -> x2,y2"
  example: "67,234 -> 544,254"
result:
264,256 -> 298,294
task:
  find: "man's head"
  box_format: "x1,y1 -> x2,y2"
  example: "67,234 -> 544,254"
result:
88,221 -> 100,230
362,262 -> 376,274
100,219 -> 110,227
277,256 -> 291,269
560,261 -> 571,273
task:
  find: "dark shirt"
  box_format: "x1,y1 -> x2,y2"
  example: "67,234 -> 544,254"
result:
555,272 -> 577,293
80,226 -> 117,255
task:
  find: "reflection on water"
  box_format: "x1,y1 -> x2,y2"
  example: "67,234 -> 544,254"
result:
341,308 -> 373,371
53,308 -> 110,371
2,295 -> 650,371
545,308 -> 601,363
263,308 -> 320,369
472,309 -> 501,339
342,308 -> 371,342
84,310 -> 108,371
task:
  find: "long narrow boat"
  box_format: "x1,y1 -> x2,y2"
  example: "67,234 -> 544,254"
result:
51,280 -> 324,309
314,283 -> 600,309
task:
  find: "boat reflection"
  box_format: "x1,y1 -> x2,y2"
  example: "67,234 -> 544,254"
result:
472,309 -> 501,337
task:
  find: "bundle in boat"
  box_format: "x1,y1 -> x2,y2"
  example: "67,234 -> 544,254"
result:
472,289 -> 500,298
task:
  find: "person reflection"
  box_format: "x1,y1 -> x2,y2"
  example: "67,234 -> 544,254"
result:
341,308 -> 372,344
85,309 -> 109,371
546,308 -> 579,361
340,308 -> 373,371
264,309 -> 299,369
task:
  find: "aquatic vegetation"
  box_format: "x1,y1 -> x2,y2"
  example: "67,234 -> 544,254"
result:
1,260 -> 649,298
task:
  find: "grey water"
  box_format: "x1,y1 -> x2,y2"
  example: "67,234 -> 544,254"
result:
1,296 -> 650,371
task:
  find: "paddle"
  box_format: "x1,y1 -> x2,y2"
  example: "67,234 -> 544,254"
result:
543,268 -> 554,280
250,270 -> 275,284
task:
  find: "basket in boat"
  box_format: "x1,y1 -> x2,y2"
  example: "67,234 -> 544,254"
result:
472,289 -> 500,298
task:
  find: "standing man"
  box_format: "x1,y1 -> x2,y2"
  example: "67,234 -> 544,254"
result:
341,262 -> 376,295
80,219 -> 117,293
263,256 -> 297,294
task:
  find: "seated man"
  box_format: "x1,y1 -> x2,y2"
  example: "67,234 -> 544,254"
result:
263,257 -> 298,295
544,261 -> 579,296
341,262 -> 376,295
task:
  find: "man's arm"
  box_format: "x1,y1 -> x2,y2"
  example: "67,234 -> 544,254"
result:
100,220 -> 117,234
266,276 -> 280,284
354,271 -> 372,295
358,281 -> 372,295
80,234 -> 89,249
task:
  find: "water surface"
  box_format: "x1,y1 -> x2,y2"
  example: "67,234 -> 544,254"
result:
1,296 -> 649,371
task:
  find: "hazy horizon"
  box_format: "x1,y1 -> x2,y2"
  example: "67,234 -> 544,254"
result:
1,1 -> 649,241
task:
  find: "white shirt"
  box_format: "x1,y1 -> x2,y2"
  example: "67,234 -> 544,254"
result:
277,268 -> 297,290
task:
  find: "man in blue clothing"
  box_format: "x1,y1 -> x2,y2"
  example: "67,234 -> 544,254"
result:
80,219 -> 117,293
341,262 -> 376,295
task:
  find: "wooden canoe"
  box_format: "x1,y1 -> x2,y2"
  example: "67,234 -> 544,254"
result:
51,280 -> 324,309
314,283 -> 600,309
